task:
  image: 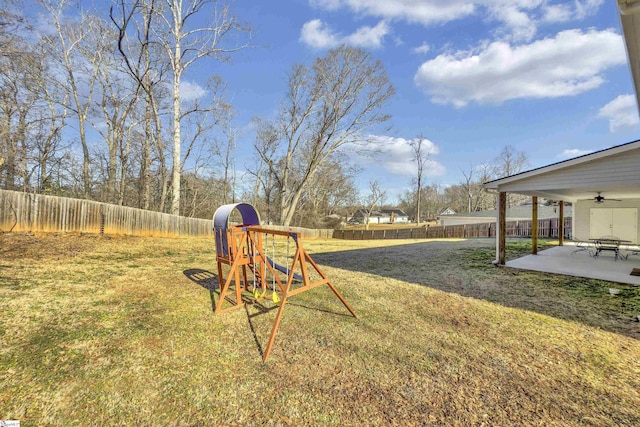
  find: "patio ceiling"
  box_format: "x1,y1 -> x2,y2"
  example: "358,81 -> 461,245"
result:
502,185 -> 640,203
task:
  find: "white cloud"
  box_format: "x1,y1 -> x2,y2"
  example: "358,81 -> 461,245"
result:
487,2 -> 539,42
559,148 -> 593,159
309,0 -> 476,26
413,42 -> 430,54
300,19 -> 389,49
414,29 -> 625,107
346,135 -> 445,177
180,80 -> 207,103
309,0 -> 605,42
299,20 -> 339,49
574,0 -> 605,20
597,94 -> 640,132
345,20 -> 390,48
542,4 -> 572,23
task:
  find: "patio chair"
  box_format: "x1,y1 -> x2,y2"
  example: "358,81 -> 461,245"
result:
571,238 -> 594,257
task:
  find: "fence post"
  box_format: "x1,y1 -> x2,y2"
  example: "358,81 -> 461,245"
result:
100,206 -> 105,236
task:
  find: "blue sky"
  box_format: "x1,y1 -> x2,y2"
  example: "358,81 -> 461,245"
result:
78,1 -> 640,202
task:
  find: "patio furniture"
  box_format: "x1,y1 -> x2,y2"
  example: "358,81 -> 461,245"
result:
571,239 -> 595,257
622,243 -> 640,259
590,236 -> 631,261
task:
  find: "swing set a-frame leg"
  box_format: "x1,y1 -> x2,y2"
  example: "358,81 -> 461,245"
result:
261,245 -> 357,362
262,248 -> 300,362
303,248 -> 358,318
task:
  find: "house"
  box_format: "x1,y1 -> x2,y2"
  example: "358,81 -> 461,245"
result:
348,209 -> 389,224
439,204 -> 572,226
484,139 -> 640,264
348,208 -> 409,224
439,207 -> 457,216
380,209 -> 409,223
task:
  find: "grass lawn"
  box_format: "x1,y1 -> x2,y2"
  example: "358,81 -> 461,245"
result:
1,233 -> 639,426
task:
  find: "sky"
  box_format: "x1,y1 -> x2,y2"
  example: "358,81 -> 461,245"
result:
71,1 -> 640,202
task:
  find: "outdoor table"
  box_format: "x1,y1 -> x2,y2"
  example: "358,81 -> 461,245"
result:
589,238 -> 631,261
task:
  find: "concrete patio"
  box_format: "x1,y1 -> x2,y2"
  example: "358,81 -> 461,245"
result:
506,243 -> 640,285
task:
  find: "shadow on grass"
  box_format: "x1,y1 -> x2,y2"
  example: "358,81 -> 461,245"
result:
310,239 -> 640,339
183,267 -> 353,359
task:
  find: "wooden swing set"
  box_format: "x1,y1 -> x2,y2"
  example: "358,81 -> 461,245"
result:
214,220 -> 357,362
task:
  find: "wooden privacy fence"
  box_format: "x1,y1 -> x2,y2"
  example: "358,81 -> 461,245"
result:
0,189 -> 212,237
0,189 -> 333,239
262,225 -> 334,239
333,217 -> 572,241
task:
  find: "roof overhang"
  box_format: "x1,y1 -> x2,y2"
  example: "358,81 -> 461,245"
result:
483,140 -> 640,202
619,0 -> 640,111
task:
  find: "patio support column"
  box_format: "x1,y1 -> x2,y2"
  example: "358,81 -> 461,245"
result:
532,196 -> 538,255
558,201 -> 564,246
497,191 -> 506,265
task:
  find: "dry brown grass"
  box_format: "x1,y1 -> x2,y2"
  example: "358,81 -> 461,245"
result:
1,233 -> 639,426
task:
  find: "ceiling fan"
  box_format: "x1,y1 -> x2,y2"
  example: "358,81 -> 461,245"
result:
593,192 -> 622,204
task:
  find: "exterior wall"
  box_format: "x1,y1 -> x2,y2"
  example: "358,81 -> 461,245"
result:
499,149 -> 640,192
574,198 -> 640,243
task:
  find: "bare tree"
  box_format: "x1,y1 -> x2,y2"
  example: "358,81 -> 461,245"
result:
363,180 -> 385,231
255,46 -> 394,226
152,0 -> 250,215
90,19 -> 140,204
40,0 -> 104,198
494,145 -> 529,207
410,134 -> 431,224
460,164 -> 495,213
111,0 -> 168,210
494,145 -> 528,178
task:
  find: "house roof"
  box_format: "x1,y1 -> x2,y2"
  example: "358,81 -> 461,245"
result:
446,204 -> 572,220
380,209 -> 408,216
352,209 -> 388,218
619,1 -> 640,112
439,207 -> 456,215
483,139 -> 640,202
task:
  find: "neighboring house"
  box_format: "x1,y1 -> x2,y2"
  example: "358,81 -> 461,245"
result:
380,209 -> 409,223
439,204 -> 573,226
439,207 -> 457,216
349,209 -> 389,224
349,208 -> 409,224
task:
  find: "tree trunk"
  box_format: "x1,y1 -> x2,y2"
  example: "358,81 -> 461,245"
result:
107,136 -> 117,203
140,87 -> 152,210
171,68 -> 181,215
416,180 -> 421,225
171,33 -> 182,215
